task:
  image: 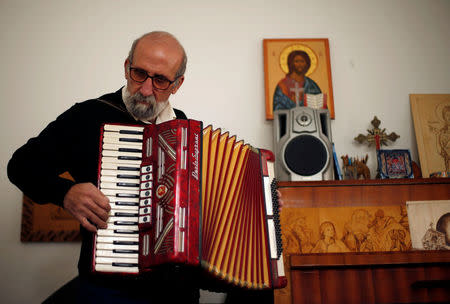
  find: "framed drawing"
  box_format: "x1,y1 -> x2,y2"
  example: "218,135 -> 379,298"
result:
20,171 -> 81,242
406,200 -> 450,250
410,94 -> 450,177
377,149 -> 414,179
21,195 -> 81,242
263,38 -> 335,120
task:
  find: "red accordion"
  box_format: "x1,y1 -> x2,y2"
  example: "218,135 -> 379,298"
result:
93,120 -> 286,290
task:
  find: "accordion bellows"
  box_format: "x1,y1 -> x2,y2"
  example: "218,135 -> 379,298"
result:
93,120 -> 286,290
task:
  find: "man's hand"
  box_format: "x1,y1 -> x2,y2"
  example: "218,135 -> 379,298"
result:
277,189 -> 284,212
63,183 -> 110,232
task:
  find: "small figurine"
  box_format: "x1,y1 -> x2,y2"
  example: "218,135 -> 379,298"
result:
341,154 -> 371,180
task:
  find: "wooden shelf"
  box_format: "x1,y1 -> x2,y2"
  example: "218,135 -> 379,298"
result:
274,178 -> 450,304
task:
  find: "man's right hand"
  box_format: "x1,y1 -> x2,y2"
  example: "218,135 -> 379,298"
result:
63,183 -> 110,232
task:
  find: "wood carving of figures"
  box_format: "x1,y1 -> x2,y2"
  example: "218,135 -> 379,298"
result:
341,209 -> 371,252
366,209 -> 411,251
311,221 -> 350,253
283,214 -> 314,254
429,104 -> 450,172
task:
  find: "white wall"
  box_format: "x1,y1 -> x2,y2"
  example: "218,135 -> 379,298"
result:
1,0 -> 449,303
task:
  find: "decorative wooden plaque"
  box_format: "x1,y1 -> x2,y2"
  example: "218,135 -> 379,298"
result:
21,195 -> 81,242
410,94 -> 450,177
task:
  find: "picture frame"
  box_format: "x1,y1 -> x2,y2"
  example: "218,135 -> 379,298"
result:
21,195 -> 81,242
20,172 -> 81,242
406,200 -> 450,250
263,38 -> 335,120
410,94 -> 450,178
377,149 -> 414,179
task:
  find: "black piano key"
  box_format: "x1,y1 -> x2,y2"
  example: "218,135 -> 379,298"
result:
115,201 -> 139,207
114,229 -> 139,234
118,166 -> 140,171
113,240 -> 139,246
119,130 -> 143,135
114,221 -> 139,225
114,212 -> 139,217
112,262 -> 139,267
117,182 -> 140,188
118,156 -> 141,161
117,174 -> 140,179
113,249 -> 139,254
119,138 -> 142,143
118,148 -> 142,153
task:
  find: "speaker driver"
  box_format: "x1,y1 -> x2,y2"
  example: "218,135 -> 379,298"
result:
284,135 -> 328,176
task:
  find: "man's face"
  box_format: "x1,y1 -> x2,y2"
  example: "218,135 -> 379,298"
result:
293,55 -> 308,75
124,36 -> 184,119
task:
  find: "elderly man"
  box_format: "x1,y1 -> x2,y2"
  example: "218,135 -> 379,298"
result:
8,31 -> 199,303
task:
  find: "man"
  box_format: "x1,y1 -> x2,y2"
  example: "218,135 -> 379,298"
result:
8,31 -> 199,303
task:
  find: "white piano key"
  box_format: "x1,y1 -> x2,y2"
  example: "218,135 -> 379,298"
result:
101,157 -> 141,166
99,224 -> 138,231
95,264 -> 139,273
101,162 -> 140,171
97,228 -> 139,237
101,169 -> 140,178
102,143 -> 142,152
106,196 -> 139,204
96,249 -> 138,258
103,124 -> 144,133
101,189 -> 140,197
97,235 -> 139,243
102,150 -> 142,159
103,132 -> 143,140
109,203 -> 139,211
107,216 -> 138,224
101,175 -> 140,184
102,137 -> 143,147
96,242 -> 138,251
100,182 -> 140,191
95,256 -> 138,265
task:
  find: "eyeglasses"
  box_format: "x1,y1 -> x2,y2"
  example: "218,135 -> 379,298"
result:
128,66 -> 178,90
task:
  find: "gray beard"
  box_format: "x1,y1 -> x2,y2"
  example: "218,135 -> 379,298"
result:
123,90 -> 169,122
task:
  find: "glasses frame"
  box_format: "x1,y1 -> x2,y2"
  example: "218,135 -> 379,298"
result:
128,65 -> 179,91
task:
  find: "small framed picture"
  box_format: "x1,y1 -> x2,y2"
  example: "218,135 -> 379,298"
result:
377,149 -> 414,179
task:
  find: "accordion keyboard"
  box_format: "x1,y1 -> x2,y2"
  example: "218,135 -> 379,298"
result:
95,124 -> 146,273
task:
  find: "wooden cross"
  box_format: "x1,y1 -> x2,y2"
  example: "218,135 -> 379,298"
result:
354,116 -> 400,150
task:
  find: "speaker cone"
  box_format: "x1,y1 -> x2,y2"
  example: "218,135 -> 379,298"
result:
284,135 -> 328,176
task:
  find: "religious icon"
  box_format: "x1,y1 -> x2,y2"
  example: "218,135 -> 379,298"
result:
263,38 -> 335,120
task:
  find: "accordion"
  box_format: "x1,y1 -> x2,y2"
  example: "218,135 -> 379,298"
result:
93,120 -> 286,289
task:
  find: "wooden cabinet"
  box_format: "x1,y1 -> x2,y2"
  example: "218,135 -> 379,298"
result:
275,178 -> 450,304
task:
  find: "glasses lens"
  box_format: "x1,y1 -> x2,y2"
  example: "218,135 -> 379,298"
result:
153,77 -> 171,90
130,68 -> 147,83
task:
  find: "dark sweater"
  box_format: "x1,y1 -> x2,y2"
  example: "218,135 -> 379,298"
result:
7,89 -> 198,290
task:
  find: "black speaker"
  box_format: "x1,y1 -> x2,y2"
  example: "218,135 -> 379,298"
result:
273,107 -> 333,181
